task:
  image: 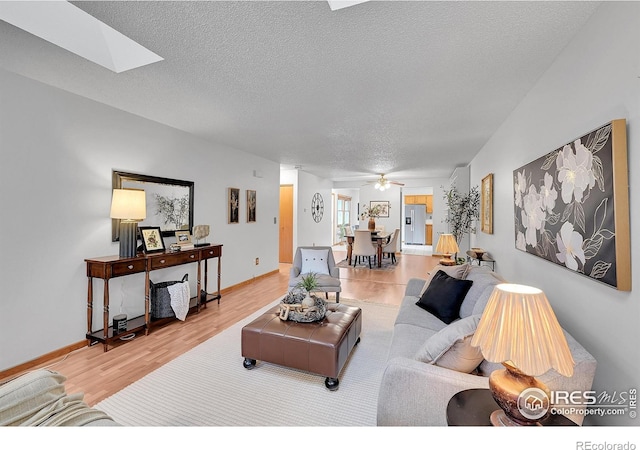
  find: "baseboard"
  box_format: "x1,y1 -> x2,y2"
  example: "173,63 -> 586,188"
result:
0,340 -> 87,383
0,270 -> 282,382
220,269 -> 280,294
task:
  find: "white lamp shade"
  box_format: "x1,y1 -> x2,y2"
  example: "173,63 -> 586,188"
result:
110,189 -> 146,220
471,283 -> 575,377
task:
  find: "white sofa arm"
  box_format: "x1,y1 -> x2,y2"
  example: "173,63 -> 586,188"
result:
376,357 -> 489,426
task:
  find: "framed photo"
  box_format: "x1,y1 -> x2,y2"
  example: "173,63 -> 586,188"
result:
175,230 -> 192,244
112,171 -> 194,242
228,188 -> 240,224
247,190 -> 256,223
370,201 -> 390,218
513,119 -> 630,290
481,173 -> 493,234
139,226 -> 165,253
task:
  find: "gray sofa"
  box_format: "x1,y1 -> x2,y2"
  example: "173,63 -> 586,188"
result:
376,264 -> 597,426
0,369 -> 118,426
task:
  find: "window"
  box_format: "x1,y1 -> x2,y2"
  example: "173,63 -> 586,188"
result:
335,195 -> 352,244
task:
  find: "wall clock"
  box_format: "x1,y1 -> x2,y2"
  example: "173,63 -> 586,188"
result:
312,193 -> 324,223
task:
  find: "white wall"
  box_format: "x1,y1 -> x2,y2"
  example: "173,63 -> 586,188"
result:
295,170 -> 334,247
0,69 -> 280,371
469,2 -> 639,425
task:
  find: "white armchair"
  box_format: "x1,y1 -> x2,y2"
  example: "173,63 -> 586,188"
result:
288,246 -> 341,302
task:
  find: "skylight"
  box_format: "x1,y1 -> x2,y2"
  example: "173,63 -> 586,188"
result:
327,1 -> 370,12
0,1 -> 163,73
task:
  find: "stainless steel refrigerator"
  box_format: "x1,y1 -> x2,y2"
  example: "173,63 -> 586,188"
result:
404,205 -> 426,244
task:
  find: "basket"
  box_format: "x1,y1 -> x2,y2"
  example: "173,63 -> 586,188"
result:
150,274 -> 188,320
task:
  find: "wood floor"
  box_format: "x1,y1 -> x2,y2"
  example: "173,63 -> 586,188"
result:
3,248 -> 439,407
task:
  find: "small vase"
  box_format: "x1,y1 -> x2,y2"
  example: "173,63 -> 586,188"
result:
368,218 -> 376,231
302,292 -> 315,308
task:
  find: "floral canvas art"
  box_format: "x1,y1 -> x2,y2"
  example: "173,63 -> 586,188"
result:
513,119 -> 630,290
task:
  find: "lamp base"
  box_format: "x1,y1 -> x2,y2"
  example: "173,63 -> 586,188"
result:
439,256 -> 456,266
118,220 -> 139,258
490,409 -> 536,427
489,363 -> 551,426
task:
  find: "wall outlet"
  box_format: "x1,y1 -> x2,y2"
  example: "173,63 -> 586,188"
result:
255,257 -> 259,265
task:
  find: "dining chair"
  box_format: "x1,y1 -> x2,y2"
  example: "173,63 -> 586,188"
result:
352,230 -> 377,268
382,228 -> 400,264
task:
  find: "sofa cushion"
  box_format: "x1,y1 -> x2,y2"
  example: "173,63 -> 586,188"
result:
388,323 -> 439,359
458,266 -> 506,318
416,270 -> 473,324
418,264 -> 470,297
415,314 -> 484,373
394,295 -> 449,330
299,248 -> 330,275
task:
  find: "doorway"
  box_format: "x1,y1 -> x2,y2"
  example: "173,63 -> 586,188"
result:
279,184 -> 294,263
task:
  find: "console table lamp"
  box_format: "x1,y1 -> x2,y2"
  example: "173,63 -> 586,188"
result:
435,233 -> 459,266
471,284 -> 575,426
110,188 -> 146,258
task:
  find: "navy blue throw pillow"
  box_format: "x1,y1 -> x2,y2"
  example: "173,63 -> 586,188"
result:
415,270 -> 473,324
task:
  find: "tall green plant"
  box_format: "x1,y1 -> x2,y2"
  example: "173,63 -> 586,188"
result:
442,184 -> 480,245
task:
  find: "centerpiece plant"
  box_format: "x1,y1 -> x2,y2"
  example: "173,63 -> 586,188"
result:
297,272 -> 319,307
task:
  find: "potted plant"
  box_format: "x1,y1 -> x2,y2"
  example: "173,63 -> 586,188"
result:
442,183 -> 480,246
296,272 -> 319,307
360,204 -> 384,231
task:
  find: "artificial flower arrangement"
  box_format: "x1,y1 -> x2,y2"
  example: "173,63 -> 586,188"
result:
359,204 -> 385,220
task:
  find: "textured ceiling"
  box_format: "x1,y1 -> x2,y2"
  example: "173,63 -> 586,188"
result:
0,1 -> 600,183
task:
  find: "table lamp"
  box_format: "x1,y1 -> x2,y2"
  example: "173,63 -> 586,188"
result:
435,233 -> 459,266
110,188 -> 146,258
471,283 -> 575,426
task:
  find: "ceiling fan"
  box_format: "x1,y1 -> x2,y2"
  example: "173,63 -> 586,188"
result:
365,174 -> 405,191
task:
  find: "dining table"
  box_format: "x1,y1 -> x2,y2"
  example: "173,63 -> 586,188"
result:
345,231 -> 392,268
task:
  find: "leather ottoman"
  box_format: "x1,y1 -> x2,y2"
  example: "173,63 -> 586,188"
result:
241,303 -> 362,390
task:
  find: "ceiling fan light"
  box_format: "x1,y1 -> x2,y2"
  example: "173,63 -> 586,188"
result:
375,182 -> 381,189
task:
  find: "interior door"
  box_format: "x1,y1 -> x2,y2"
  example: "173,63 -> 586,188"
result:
279,184 -> 294,263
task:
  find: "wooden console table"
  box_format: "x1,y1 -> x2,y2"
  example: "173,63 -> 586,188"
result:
85,244 -> 223,352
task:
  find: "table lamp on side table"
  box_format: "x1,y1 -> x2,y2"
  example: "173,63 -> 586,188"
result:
470,283 -> 575,426
110,188 -> 146,258
435,233 -> 459,266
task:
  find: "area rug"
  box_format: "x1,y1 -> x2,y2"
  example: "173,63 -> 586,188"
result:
94,298 -> 398,426
336,256 -> 399,271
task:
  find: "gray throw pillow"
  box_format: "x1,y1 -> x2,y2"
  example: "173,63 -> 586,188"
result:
415,314 -> 484,373
419,264 -> 470,297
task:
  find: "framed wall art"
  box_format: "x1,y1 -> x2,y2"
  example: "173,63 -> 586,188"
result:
370,201 -> 390,218
112,171 -> 194,241
247,190 -> 256,223
513,119 -> 630,290
228,188 -> 240,224
481,173 -> 493,234
139,226 -> 165,253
